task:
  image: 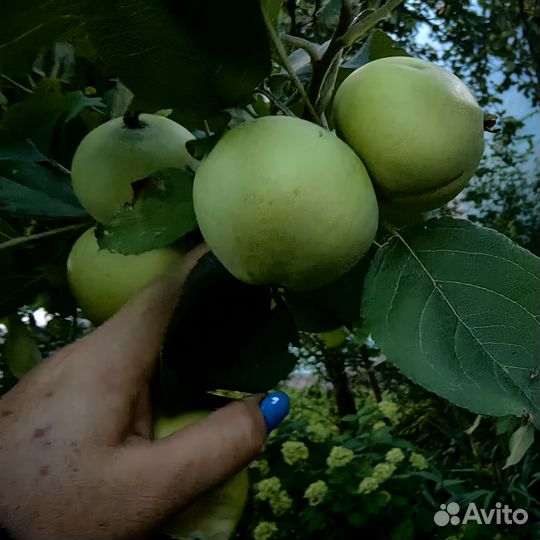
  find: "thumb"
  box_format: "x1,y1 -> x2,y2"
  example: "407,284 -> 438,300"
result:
115,394 -> 290,523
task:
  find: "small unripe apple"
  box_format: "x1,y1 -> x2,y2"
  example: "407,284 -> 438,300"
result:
334,57 -> 485,213
193,116 -> 379,291
153,411 -> 249,540
71,113 -> 196,222
66,227 -> 184,324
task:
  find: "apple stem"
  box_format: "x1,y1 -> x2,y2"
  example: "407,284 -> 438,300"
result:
123,111 -> 145,129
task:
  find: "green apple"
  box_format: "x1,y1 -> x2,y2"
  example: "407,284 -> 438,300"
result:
71,113 -> 196,222
66,227 -> 184,324
333,57 -> 485,213
153,411 -> 249,540
193,116 -> 379,291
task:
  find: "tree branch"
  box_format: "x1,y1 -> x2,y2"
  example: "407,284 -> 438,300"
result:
282,34 -> 322,63
262,10 -> 322,124
257,88 -> 296,117
0,223 -> 88,251
307,0 -> 354,113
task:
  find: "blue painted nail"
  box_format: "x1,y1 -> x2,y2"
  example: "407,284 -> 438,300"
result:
260,392 -> 290,432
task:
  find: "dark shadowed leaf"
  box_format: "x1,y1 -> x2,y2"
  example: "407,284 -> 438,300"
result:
284,247 -> 375,332
1,1 -> 272,129
160,252 -> 298,412
0,139 -> 86,218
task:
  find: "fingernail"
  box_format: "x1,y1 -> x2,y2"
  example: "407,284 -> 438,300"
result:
259,392 -> 290,432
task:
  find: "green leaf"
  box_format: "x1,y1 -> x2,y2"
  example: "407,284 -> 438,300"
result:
316,0 -> 342,29
284,248 -> 374,332
495,415 -> 521,435
0,79 -> 67,153
390,517 -> 415,540
96,168 -> 197,254
464,415 -> 482,435
503,424 -> 535,469
161,253 -> 298,412
185,133 -> 223,161
362,217 -> 540,426
0,159 -> 86,218
342,29 -> 410,72
89,0 -> 272,128
5,315 -> 42,378
2,1 -> 272,129
260,0 -> 283,29
0,140 -> 47,162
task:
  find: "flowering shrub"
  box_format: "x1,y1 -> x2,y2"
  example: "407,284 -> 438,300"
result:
238,386 -> 539,540
303,480 -> 328,506
240,388 -> 441,540
280,441 -> 309,465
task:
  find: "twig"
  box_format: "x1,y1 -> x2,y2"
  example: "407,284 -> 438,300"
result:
1,74 -> 33,94
262,9 -> 322,125
282,34 -> 322,63
307,0 -> 354,114
47,156 -> 71,176
0,223 -> 88,251
341,0 -> 405,47
257,88 -> 296,117
307,0 -> 405,118
286,0 -> 298,36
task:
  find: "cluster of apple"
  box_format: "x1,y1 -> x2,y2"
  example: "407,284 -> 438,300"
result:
65,56 -> 485,539
67,56 -> 484,326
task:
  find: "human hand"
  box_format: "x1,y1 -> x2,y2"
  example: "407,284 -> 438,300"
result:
0,245 -> 287,539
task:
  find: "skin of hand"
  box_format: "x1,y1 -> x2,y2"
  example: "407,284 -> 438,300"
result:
0,245 -> 268,540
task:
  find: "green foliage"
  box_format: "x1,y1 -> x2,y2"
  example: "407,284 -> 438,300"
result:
160,253 -> 298,414
239,385 -> 539,539
0,1 -> 272,129
0,2 -> 538,537
394,0 -> 539,107
362,217 -> 540,425
95,169 -> 197,255
0,139 -> 86,218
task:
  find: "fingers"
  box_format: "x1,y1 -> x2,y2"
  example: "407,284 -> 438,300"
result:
84,243 -> 207,386
114,397 -> 268,522
60,246 -> 207,437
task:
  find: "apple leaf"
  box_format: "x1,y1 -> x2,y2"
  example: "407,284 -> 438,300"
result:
502,424 -> 535,469
1,1 -> 272,129
0,140 -> 48,162
342,30 -> 410,72
0,140 -> 86,218
361,217 -> 540,427
160,252 -> 297,412
284,247 -> 375,332
95,168 -> 197,254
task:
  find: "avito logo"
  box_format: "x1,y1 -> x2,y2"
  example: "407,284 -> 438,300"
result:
434,502 -> 528,527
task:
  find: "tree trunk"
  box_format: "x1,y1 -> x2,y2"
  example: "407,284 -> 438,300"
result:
322,349 -> 357,426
